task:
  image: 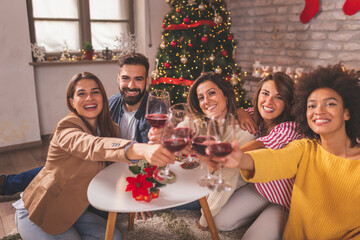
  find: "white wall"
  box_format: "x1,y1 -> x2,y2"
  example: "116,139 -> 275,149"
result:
34,63 -> 119,134
0,0 -> 41,149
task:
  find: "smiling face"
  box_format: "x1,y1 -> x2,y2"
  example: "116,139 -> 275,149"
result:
118,64 -> 148,111
306,87 -> 350,137
196,80 -> 227,119
257,80 -> 285,128
69,78 -> 103,129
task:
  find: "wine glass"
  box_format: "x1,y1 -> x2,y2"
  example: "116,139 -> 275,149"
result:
170,103 -> 199,170
192,119 -> 218,187
156,112 -> 190,184
145,89 -> 170,128
206,113 -> 235,192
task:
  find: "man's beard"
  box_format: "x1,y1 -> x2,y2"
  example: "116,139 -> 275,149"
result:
120,87 -> 146,106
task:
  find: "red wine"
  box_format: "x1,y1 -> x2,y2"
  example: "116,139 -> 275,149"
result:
145,114 -> 168,128
163,138 -> 188,152
209,142 -> 232,157
192,136 -> 215,156
174,127 -> 192,139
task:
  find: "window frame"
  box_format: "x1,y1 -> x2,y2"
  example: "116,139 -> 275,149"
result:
26,0 -> 134,55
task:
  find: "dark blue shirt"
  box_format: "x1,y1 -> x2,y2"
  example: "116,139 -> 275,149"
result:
108,92 -> 149,143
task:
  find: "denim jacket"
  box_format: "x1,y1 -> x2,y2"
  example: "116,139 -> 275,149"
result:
108,92 -> 149,143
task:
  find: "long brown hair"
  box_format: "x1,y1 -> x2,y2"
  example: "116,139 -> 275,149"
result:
66,72 -> 117,138
187,72 -> 237,119
252,72 -> 295,135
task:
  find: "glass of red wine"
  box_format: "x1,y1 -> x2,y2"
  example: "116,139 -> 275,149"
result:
206,113 -> 235,192
192,119 -> 218,186
156,112 -> 190,183
170,103 -> 199,170
145,89 -> 170,129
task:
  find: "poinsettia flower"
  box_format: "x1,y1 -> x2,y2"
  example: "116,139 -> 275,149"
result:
144,165 -> 157,178
126,174 -> 153,199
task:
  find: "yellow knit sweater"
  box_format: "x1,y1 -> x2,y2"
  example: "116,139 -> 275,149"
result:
243,138 -> 360,240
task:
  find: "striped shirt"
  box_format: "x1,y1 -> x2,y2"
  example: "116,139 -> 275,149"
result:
255,121 -> 302,209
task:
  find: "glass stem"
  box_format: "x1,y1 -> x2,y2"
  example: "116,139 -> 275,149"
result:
218,163 -> 223,183
164,163 -> 170,175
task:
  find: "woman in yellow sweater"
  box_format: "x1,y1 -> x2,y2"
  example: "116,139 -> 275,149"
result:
208,64 -> 360,239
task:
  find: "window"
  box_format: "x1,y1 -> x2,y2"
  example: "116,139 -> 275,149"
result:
27,0 -> 133,53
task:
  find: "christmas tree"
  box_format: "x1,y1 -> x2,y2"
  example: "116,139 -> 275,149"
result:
150,0 -> 250,108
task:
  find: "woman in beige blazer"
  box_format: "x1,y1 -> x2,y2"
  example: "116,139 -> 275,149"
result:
14,72 -> 174,240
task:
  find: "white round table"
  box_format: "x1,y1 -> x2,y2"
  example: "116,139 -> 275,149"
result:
87,161 -> 220,240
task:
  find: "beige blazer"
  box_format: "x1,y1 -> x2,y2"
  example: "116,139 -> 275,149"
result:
23,113 -> 133,234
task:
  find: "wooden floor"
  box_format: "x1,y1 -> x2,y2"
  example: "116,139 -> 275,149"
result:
0,138 -> 49,238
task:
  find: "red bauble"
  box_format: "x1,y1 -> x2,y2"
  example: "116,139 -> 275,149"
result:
188,43 -> 193,47
221,50 -> 228,57
162,24 -> 166,28
201,36 -> 208,43
183,17 -> 190,24
179,77 -> 184,81
164,62 -> 170,69
170,41 -> 177,47
176,8 -> 181,13
227,33 -> 234,40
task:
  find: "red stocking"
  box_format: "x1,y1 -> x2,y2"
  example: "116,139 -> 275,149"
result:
343,0 -> 360,15
300,0 -> 320,23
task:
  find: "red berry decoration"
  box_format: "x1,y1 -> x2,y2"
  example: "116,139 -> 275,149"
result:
201,36 -> 208,43
183,17 -> 190,24
170,41 -> 177,47
164,62 -> 170,69
221,50 -> 228,57
227,33 -> 234,40
188,43 -> 193,47
176,8 -> 181,13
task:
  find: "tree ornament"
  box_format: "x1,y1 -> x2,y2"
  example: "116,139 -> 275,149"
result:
179,76 -> 184,81
188,42 -> 193,48
162,24 -> 166,28
188,0 -> 195,5
343,0 -> 360,15
183,91 -> 188,98
214,66 -> 222,74
183,17 -> 190,24
230,74 -> 239,86
300,0 -> 319,23
164,62 -> 170,69
201,36 -> 208,43
221,50 -> 228,57
214,14 -> 223,25
227,33 -> 234,41
209,54 -> 215,62
151,70 -> 159,79
170,40 -> 177,47
180,56 -> 188,64
198,3 -> 205,11
160,42 -> 166,49
176,8 -> 181,13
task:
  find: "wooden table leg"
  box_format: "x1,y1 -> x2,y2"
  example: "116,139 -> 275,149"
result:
105,212 -> 117,240
128,212 -> 135,231
199,196 -> 220,240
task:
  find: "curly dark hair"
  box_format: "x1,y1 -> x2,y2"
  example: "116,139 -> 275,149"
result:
252,72 -> 295,135
293,63 -> 360,146
118,53 -> 149,77
187,72 -> 237,119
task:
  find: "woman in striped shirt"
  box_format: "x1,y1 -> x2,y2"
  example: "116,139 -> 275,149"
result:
210,72 -> 302,239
